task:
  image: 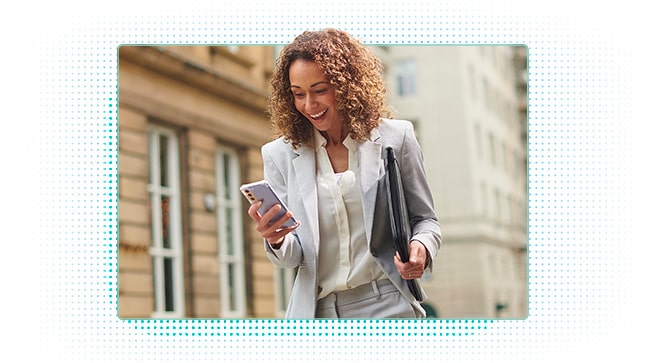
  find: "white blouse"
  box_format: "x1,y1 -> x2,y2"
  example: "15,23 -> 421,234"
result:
314,130 -> 386,300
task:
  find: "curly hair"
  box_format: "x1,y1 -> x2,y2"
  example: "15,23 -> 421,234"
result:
268,28 -> 392,149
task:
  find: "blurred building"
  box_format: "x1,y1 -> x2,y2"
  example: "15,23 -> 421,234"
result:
118,44 -> 527,319
379,45 -> 528,318
118,45 -> 291,318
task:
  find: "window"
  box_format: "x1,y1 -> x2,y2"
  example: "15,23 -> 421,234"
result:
489,132 -> 496,166
494,188 -> 501,220
501,142 -> 507,172
147,125 -> 185,318
274,268 -> 296,317
492,88 -> 500,117
468,64 -> 477,100
506,101 -> 514,127
395,59 -> 417,96
515,150 -> 524,177
474,123 -> 483,161
215,145 -> 246,317
482,78 -> 490,111
480,182 -> 488,217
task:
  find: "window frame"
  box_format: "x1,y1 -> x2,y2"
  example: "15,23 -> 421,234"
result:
147,125 -> 185,318
215,144 -> 247,318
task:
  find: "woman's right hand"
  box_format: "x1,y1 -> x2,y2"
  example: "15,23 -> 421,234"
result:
247,201 -> 300,247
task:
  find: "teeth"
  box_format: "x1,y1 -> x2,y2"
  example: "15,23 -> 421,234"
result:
310,109 -> 326,118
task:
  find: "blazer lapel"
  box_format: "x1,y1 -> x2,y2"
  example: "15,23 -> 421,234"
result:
292,146 -> 320,256
358,129 -> 382,243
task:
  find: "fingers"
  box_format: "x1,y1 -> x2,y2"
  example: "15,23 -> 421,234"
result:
247,201 -> 262,220
248,202 -> 299,244
256,203 -> 291,231
408,240 -> 427,265
394,243 -> 426,280
248,201 -> 286,226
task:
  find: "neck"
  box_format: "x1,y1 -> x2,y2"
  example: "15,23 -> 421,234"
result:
323,127 -> 348,146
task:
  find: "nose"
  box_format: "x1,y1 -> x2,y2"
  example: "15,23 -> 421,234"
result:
305,94 -> 317,111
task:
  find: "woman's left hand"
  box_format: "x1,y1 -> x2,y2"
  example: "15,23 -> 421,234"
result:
394,240 -> 427,280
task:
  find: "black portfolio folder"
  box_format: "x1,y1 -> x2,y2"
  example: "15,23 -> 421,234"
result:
384,146 -> 424,301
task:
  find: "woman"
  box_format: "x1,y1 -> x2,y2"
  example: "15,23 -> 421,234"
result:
247,28 -> 441,318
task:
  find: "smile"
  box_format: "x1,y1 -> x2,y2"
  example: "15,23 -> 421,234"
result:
309,109 -> 327,119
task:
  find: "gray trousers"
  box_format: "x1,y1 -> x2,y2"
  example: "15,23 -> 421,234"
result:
315,279 -> 418,318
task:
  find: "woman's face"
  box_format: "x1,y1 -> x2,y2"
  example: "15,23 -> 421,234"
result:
288,59 -> 343,136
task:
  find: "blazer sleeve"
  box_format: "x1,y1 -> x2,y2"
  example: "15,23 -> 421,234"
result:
399,121 -> 442,271
260,142 -> 304,269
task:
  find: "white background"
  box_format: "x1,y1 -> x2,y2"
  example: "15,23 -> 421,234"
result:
3,0 -> 644,362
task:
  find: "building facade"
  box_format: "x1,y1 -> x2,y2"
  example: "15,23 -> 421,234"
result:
118,45 -> 294,318
381,45 -> 528,318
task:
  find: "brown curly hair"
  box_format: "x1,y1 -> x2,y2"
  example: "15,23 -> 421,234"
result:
268,28 -> 392,149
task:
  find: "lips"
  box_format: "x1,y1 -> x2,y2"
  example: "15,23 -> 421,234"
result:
309,109 -> 327,120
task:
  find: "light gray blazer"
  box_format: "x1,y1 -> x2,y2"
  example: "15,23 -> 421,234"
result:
261,118 -> 442,318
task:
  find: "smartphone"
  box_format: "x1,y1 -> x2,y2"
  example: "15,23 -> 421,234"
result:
240,180 -> 298,229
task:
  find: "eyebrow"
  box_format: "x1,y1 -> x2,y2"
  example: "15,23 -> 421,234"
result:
289,81 -> 330,89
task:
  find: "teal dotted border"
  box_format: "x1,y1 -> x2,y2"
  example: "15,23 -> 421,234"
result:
126,319 -> 491,337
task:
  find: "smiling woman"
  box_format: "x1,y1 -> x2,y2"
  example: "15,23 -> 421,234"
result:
268,28 -> 391,149
244,28 -> 442,319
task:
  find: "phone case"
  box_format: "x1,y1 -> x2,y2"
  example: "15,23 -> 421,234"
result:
240,180 -> 298,228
